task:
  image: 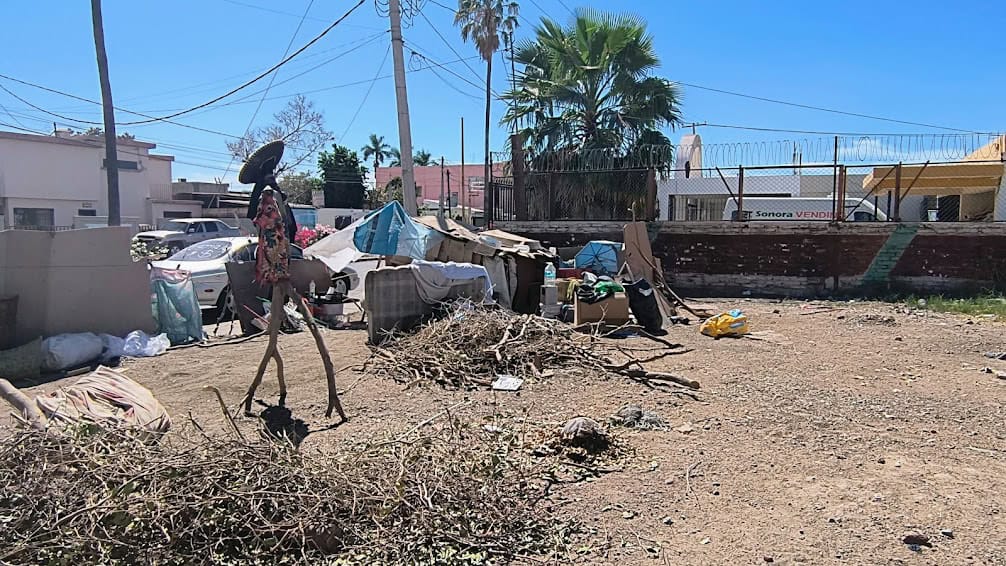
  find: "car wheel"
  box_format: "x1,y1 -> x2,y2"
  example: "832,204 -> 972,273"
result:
215,286 -> 236,320
167,242 -> 183,255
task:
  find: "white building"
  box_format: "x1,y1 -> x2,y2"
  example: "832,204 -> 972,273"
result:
0,130 -> 202,230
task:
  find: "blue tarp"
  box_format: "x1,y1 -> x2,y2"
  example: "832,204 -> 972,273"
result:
352,201 -> 443,258
575,240 -> 622,276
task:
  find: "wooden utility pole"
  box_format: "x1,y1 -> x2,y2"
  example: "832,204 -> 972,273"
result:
388,0 -> 418,216
460,117 -> 466,221
90,0 -> 120,226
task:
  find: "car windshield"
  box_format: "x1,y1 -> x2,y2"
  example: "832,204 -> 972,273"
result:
162,221 -> 190,232
167,240 -> 233,261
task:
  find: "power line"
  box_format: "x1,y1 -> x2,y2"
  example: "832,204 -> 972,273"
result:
117,0 -> 368,125
416,8 -> 483,84
698,122 -> 997,137
223,0 -> 318,180
553,0 -> 574,17
677,81 -> 985,134
340,45 -> 392,141
406,42 -> 501,98
219,0 -> 382,30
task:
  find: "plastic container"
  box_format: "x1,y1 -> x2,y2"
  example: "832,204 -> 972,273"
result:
544,263 -> 557,286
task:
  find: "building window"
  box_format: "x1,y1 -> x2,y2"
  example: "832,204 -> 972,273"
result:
13,207 -> 55,228
163,211 -> 192,218
681,196 -> 728,221
77,209 -> 97,217
102,159 -> 140,171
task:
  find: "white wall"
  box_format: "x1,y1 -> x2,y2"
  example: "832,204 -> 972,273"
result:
0,133 -> 175,227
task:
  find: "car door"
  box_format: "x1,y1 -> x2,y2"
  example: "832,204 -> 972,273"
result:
182,222 -> 203,245
201,220 -> 220,242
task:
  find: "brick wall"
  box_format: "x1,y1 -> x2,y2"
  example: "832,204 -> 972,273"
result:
497,221 -> 1006,297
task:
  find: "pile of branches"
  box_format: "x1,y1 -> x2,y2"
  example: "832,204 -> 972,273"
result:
0,424 -> 571,564
372,301 -> 698,392
372,302 -> 605,388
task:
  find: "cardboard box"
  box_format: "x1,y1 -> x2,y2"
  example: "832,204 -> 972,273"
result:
574,292 -> 631,326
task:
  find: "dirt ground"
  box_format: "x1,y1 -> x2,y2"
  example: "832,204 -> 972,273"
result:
11,299 -> 1006,565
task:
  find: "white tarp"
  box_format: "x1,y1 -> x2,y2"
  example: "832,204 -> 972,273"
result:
409,260 -> 495,305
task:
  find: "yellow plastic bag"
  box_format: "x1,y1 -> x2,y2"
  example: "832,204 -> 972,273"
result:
699,309 -> 749,338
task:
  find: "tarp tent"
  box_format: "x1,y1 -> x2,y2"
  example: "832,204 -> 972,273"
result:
305,201 -> 444,273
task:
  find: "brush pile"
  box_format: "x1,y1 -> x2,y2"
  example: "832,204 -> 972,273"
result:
372,301 -> 698,392
0,424 -> 570,564
372,301 -> 607,389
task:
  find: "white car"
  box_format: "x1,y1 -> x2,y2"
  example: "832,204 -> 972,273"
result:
152,237 -> 359,315
134,218 -> 241,255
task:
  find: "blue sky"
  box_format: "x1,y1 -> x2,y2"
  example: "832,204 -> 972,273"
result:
2,0 -> 1003,185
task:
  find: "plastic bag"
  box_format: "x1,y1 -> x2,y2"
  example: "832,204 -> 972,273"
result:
99,334 -> 127,363
123,331 -> 170,357
41,333 -> 104,372
699,309 -> 749,338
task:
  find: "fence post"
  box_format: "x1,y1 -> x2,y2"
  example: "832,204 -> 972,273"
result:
832,135 -> 839,223
510,133 -> 526,221
836,165 -> 848,222
893,162 -> 902,222
645,167 -> 657,221
736,166 -> 745,221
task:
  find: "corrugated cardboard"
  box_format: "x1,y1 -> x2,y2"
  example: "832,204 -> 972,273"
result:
574,292 -> 631,326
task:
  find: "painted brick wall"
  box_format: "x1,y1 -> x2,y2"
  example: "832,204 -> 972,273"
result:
497,221 -> 1006,297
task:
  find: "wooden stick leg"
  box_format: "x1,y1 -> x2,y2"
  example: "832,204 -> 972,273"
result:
0,378 -> 48,431
244,285 -> 285,414
273,348 -> 286,406
287,284 -> 346,421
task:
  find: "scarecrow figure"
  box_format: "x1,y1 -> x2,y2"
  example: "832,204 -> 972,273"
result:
239,140 -> 346,420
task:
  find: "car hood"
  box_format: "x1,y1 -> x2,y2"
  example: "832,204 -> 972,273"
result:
151,258 -> 226,275
136,230 -> 182,239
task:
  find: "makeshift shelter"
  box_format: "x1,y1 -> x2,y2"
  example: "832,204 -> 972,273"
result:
575,241 -> 623,276
305,201 -> 445,273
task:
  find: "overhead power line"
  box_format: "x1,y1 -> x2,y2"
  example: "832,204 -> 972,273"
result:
340,45 -> 392,141
116,0 -> 367,125
677,81 -> 986,134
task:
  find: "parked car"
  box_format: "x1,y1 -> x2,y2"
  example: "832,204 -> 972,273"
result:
134,218 -> 241,255
151,237 -> 360,316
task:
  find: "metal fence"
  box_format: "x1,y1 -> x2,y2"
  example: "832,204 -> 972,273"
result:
487,153 -> 1005,224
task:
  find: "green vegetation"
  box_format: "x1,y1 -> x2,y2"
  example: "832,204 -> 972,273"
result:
909,294 -> 1006,320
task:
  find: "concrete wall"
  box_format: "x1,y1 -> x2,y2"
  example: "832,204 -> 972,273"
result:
0,227 -> 155,344
496,220 -> 1006,298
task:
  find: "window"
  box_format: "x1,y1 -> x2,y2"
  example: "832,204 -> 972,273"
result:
185,223 -> 202,234
102,159 -> 140,171
164,211 -> 192,219
203,222 -> 218,233
77,209 -> 97,217
13,207 -> 54,228
681,196 -> 728,221
215,221 -> 232,232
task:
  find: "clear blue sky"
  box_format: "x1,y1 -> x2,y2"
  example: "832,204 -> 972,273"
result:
2,0 -> 1003,185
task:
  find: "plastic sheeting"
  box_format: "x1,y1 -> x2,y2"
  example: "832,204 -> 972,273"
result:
306,202 -> 444,274
409,260 -> 495,305
150,268 -> 204,346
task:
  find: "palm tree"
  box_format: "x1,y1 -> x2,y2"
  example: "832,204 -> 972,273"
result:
455,0 -> 519,218
504,9 -> 682,151
360,134 -> 394,172
413,149 -> 433,166
389,147 -> 401,167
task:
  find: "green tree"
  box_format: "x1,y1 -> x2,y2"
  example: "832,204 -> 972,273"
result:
504,9 -> 682,151
412,149 -> 434,166
317,144 -> 367,208
360,133 -> 394,172
388,147 -> 402,167
279,171 -> 323,205
371,176 -> 405,206
455,0 -> 519,210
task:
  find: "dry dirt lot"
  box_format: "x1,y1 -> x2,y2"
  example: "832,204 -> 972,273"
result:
11,299 -> 1006,565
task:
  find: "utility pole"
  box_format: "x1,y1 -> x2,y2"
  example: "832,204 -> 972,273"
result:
90,0 -> 120,226
460,117 -> 466,221
388,0 -> 418,216
439,156 -> 445,219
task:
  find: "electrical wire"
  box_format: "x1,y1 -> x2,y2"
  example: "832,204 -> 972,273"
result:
222,0 -> 318,180
677,81 -> 986,134
117,0 -> 368,125
339,45 -> 392,141
219,0 -> 382,30
416,8 -> 483,83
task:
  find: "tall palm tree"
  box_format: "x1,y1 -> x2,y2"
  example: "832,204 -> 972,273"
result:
360,133 -> 394,172
389,147 -> 401,167
455,0 -> 519,218
413,149 -> 433,166
504,9 -> 682,151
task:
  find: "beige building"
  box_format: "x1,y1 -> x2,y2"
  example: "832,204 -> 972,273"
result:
0,130 -> 202,230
